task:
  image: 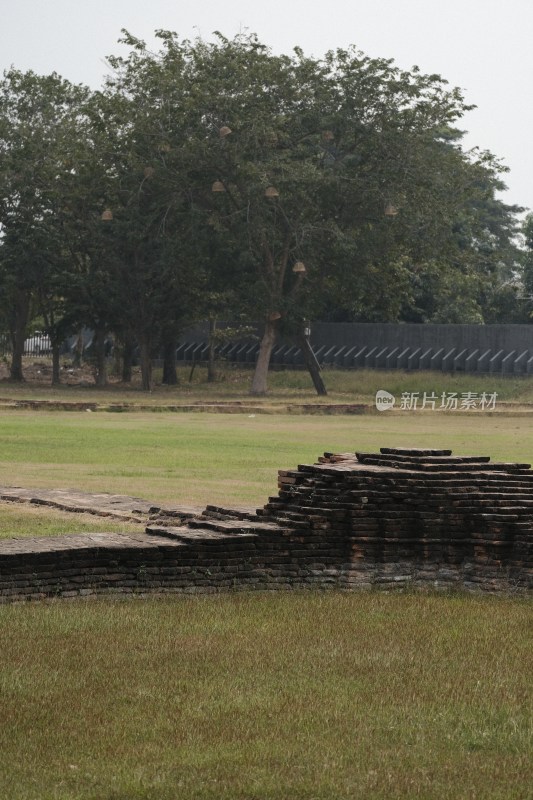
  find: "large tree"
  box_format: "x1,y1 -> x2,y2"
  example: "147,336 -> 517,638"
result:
97,34 -> 212,389
171,34 -> 513,392
0,68 -> 92,381
1,34 -> 524,392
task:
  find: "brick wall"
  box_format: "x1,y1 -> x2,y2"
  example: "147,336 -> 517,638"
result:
1,447 -> 531,602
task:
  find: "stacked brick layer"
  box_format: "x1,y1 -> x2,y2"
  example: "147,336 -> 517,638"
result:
0,447 -> 531,602
261,447 -> 533,592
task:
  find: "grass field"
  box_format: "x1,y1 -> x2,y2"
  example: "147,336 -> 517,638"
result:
0,592 -> 531,800
2,365 -> 533,404
1,408 -> 532,537
0,396 -> 532,798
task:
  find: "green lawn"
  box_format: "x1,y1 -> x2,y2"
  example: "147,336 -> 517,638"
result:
1,407 -> 532,537
0,410 -> 532,511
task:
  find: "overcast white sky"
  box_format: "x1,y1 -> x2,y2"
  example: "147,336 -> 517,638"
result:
1,0 -> 532,212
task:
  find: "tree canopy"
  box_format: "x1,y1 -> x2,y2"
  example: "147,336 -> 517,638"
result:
0,31 -> 526,390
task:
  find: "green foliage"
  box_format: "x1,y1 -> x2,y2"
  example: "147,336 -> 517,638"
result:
0,70 -> 94,377
0,33 -> 527,390
520,213 -> 533,320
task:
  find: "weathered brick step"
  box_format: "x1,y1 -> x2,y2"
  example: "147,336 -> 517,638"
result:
286,483 -> 533,497
345,459 -> 532,473
187,517 -> 286,535
347,535 -> 517,544
203,505 -> 261,521
145,524 -> 258,542
445,501 -> 533,510
281,485 -> 533,499
274,489 -> 533,503
287,470 -> 533,487
264,508 -> 308,521
357,502 -> 533,512
354,508 -> 527,518
265,499 -> 533,515
148,507 -> 202,521
356,453 -> 492,465
380,447 -> 454,457
319,451 -> 360,462
352,493 -> 533,504
0,486 -> 205,522
271,517 -> 312,530
0,531 -> 177,556
346,480 -> 533,490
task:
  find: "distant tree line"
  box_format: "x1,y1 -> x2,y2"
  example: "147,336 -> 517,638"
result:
0,30 -> 531,392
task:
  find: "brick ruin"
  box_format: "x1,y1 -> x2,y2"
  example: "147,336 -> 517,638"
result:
0,447 -> 531,601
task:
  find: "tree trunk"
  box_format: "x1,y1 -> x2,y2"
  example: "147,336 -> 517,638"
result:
250,319 -> 278,395
299,333 -> 327,396
121,336 -> 134,383
9,289 -> 30,382
93,327 -> 107,387
207,318 -> 217,382
72,329 -> 84,367
51,342 -> 61,386
139,336 -> 153,391
162,338 -> 178,385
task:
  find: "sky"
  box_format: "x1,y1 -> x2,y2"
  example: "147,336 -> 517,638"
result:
1,0 -> 532,213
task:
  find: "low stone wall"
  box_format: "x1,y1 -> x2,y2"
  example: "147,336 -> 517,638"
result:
0,447 -> 531,602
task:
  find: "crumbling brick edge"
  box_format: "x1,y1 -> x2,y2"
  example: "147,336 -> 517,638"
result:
1,447 -> 531,603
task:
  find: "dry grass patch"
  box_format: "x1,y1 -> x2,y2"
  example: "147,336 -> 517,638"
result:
2,365 -> 533,405
0,592 -> 531,799
0,504 -> 144,539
